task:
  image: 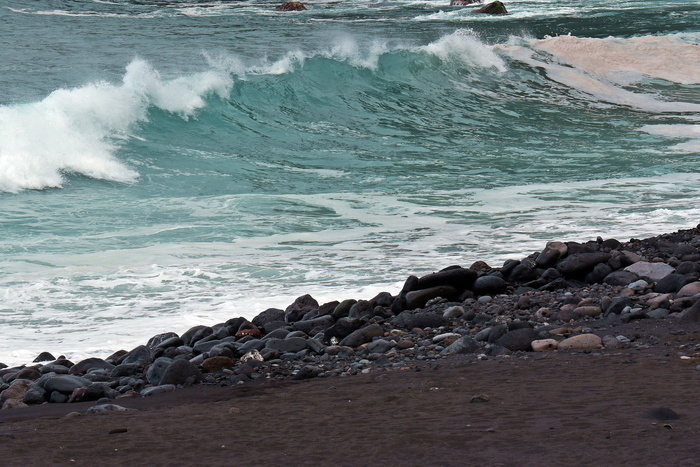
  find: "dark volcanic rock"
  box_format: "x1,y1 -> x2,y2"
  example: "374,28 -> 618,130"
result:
392,311 -> 447,330
326,318 -> 362,341
285,294 -> 319,323
603,270 -> 639,287
405,286 -> 459,309
339,323 -> 384,348
252,308 -> 286,329
679,300 -> 700,323
450,0 -> 479,4
121,345 -> 154,366
473,1 -> 508,14
33,352 -> 56,363
654,273 -> 692,293
159,360 -> 202,387
472,275 -> 507,296
556,252 -> 611,278
264,337 -> 308,354
535,242 -> 568,268
496,328 -> 539,351
292,315 -> 334,335
146,332 -> 179,349
146,357 -> 173,386
585,263 -> 613,284
69,358 -> 115,376
415,267 -> 477,292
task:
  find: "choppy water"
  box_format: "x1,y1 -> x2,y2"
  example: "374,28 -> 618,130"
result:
1,0 -> 699,365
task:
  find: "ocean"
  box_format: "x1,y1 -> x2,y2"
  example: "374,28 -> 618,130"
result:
1,0 -> 698,366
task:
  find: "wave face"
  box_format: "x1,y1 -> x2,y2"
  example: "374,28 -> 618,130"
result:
1,0 -> 699,364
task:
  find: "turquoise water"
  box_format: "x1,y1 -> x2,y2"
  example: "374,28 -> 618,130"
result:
1,0 -> 699,364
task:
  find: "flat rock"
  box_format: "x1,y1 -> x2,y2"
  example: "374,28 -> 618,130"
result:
68,357 -> 115,376
624,261 -> 675,283
43,375 -> 91,395
86,404 -> 136,414
440,336 -> 479,355
140,385 -> 176,397
677,281 -> 700,298
495,328 -> 539,351
339,324 -> 384,348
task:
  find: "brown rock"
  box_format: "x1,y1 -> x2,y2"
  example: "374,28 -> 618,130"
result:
202,356 -> 236,373
275,2 -> 306,11
558,334 -> 602,350
235,328 -> 261,340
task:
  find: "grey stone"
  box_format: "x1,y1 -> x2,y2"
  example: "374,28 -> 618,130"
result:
440,336 -> 479,355
33,352 -> 56,363
264,337 -> 308,354
655,274 -> 692,293
443,306 -> 465,319
252,308 -> 286,328
366,339 -> 394,354
624,261 -> 675,283
140,385 -> 176,397
292,315 -> 334,335
146,357 -> 173,385
22,386 -> 47,405
146,332 -> 179,349
121,345 -> 154,366
325,318 -> 362,341
39,363 -> 70,375
332,299 -> 357,319
535,242 -> 568,268
415,267 -> 477,292
86,404 -> 136,414
43,375 -> 91,395
110,363 -> 144,378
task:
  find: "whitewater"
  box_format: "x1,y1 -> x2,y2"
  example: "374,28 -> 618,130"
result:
1,0 -> 699,365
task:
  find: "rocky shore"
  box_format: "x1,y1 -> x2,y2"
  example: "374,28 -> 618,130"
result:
2,225 -> 700,412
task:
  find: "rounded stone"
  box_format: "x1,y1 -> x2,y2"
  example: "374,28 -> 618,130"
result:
558,334 -> 602,350
531,339 -> 558,351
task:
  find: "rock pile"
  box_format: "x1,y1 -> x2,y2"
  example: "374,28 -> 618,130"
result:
2,225 -> 700,410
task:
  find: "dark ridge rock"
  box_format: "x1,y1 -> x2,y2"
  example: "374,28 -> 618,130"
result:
472,1 -> 507,14
600,238 -> 622,250
472,275 -> 507,296
264,337 -> 308,354
33,352 -> 56,363
496,328 -> 539,351
348,300 -> 375,320
603,270 -> 639,287
68,358 -> 115,376
676,261 -> 700,275
371,291 -> 394,308
110,363 -> 144,378
285,294 -> 319,323
585,263 -> 613,284
146,357 -> 173,385
556,252 -> 612,278
326,318 -> 362,341
251,308 -> 285,329
338,323 -> 384,348
189,326 -> 214,346
605,296 -> 633,315
332,299 -> 357,319
292,315 -> 334,335
146,332 -> 179,349
292,365 -> 322,380
654,273 -> 692,293
392,311 -> 447,331
415,268 -> 477,292
450,0 -> 479,4
158,360 -> 202,387
275,1 -> 306,11
500,259 -> 520,277
181,325 -> 211,346
155,336 -> 184,350
318,300 -> 340,317
508,263 -> 539,283
121,345 -> 154,366
16,367 -> 41,381
535,242 -> 568,268
405,286 -> 459,309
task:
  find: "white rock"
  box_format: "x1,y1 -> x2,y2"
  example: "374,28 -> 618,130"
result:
531,339 -> 558,351
558,333 -> 602,350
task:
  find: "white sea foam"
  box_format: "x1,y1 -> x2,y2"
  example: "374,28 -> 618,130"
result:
497,35 -> 700,113
0,59 -> 232,193
421,30 -> 508,71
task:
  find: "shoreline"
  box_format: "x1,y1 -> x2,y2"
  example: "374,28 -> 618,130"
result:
1,224 -> 700,463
